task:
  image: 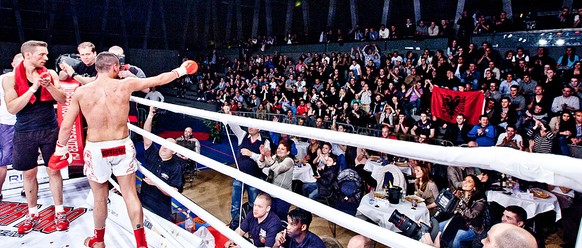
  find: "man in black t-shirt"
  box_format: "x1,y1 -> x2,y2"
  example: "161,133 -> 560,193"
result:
58,41 -> 97,85
140,107 -> 184,220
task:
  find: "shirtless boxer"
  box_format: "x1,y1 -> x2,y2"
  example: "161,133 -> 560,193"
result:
50,52 -> 198,247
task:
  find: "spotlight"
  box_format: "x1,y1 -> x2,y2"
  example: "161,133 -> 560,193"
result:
556,39 -> 565,46
538,39 -> 548,46
507,34 -> 513,38
522,38 -> 527,43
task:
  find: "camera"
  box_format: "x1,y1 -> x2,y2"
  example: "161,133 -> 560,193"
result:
433,189 -> 460,221
389,210 -> 439,241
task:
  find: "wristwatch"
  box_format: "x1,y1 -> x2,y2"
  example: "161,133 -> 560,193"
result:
70,72 -> 79,78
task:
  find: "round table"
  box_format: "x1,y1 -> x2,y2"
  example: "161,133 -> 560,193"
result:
486,188 -> 562,221
364,160 -> 412,176
356,197 -> 431,232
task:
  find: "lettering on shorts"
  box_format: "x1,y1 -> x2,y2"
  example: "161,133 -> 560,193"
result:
101,146 -> 126,158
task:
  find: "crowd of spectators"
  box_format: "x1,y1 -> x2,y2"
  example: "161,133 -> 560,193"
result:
223,8 -> 582,49
173,27 -> 582,246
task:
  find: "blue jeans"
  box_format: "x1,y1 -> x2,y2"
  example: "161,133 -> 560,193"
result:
302,182 -> 319,200
439,219 -> 477,248
0,124 -> 15,166
557,136 -> 571,156
230,178 -> 258,228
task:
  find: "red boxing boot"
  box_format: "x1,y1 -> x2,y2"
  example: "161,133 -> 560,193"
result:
134,227 -> 148,248
84,228 -> 105,248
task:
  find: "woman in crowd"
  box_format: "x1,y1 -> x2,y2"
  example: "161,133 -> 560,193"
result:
258,140 -> 294,220
549,111 -> 576,155
528,118 -> 555,153
312,142 -> 338,199
439,175 -> 486,248
414,164 -> 439,216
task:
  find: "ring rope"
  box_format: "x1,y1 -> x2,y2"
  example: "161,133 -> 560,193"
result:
130,96 -> 582,192
128,122 -> 429,248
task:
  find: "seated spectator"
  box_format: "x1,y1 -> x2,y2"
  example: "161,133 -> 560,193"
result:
551,86 -> 580,114
439,175 -> 486,248
347,235 -> 374,248
394,112 -> 412,139
353,147 -> 376,189
424,223 -> 538,248
411,112 -> 435,138
468,115 -> 497,147
273,208 -> 325,248
556,47 -> 579,73
443,114 -> 472,145
549,111 -> 576,155
225,193 -> 281,248
499,73 -> 518,97
414,164 -> 439,216
493,97 -> 517,130
176,127 -> 200,154
573,110 -> 582,145
496,125 -> 523,150
527,119 -> 555,153
313,142 -> 338,199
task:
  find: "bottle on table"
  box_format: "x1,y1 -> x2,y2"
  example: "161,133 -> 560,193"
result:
185,210 -> 195,233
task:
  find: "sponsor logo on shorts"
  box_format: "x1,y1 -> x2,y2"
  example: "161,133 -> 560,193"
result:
101,146 -> 127,158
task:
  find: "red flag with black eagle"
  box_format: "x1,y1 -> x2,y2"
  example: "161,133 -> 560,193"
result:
430,86 -> 485,125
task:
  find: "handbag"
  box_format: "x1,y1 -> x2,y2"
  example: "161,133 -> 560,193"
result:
266,170 -> 275,183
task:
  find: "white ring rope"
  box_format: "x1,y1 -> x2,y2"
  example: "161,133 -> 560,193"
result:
128,137 -> 256,248
131,96 -> 582,192
127,123 -> 430,248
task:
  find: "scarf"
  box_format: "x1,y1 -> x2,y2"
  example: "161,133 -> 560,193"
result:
14,61 -> 54,104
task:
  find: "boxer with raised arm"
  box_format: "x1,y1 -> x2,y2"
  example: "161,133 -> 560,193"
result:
50,52 -> 197,248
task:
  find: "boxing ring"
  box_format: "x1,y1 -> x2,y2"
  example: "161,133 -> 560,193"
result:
1,95 -> 581,247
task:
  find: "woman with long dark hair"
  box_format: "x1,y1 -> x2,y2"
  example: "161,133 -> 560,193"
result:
414,164 -> 439,216
439,175 -> 486,248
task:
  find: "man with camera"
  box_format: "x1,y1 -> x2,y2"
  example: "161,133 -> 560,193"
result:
58,41 -> 97,85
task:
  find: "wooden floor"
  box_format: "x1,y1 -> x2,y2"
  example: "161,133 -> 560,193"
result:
182,169 -> 564,248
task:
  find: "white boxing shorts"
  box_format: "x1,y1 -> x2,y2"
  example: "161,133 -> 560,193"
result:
84,136 -> 139,183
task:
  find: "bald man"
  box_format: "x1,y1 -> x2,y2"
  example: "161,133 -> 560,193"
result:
481,223 -> 537,248
347,235 -> 374,248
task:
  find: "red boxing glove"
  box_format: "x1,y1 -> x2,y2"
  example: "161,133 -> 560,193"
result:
48,143 -> 70,170
172,60 -> 198,77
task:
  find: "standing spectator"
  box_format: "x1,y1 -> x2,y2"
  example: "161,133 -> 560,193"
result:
141,107 -> 184,220
145,86 -> 165,102
468,115 -> 496,147
3,40 -> 68,234
223,105 -> 271,230
0,53 -> 23,200
403,18 -> 416,38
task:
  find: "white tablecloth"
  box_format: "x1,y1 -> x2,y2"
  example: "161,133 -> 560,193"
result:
487,189 -> 562,221
292,164 -> 316,183
356,197 -> 431,232
295,141 -> 309,160
364,160 -> 412,176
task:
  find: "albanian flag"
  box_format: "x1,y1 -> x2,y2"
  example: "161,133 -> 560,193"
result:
431,86 -> 485,125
